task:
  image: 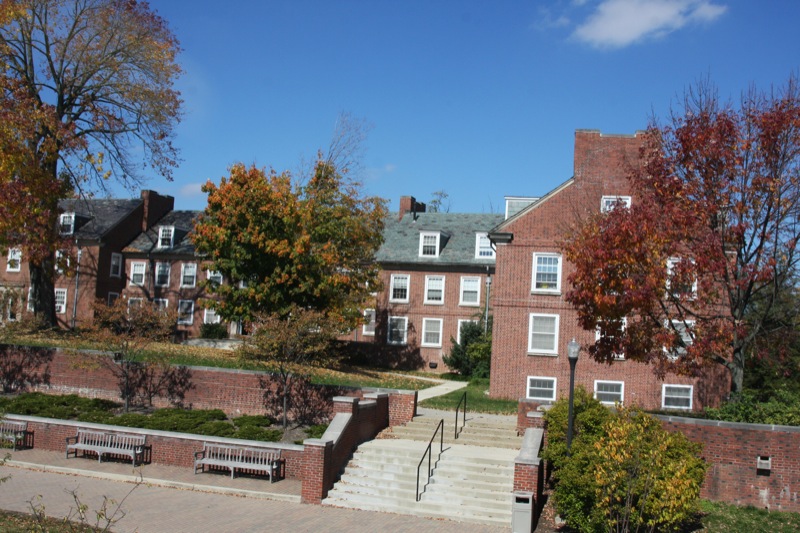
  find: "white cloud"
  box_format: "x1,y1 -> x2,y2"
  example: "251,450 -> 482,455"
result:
179,182 -> 206,198
364,163 -> 397,182
572,0 -> 727,49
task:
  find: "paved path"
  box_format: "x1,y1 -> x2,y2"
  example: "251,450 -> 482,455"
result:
416,379 -> 469,401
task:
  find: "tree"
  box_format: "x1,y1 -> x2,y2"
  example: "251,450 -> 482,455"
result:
442,317 -> 491,378
0,0 -> 182,327
428,190 -> 450,213
192,159 -> 386,329
565,77 -> 800,396
239,306 -> 338,429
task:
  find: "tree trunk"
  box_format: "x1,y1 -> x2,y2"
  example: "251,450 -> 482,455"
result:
29,259 -> 57,328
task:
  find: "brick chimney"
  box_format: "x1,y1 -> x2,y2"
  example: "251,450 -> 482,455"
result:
399,196 -> 426,220
140,190 -> 175,231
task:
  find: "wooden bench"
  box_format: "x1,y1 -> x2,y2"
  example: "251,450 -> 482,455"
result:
66,429 -> 148,467
0,419 -> 31,450
194,442 -> 284,482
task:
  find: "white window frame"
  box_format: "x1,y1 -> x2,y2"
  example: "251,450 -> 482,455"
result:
110,253 -> 123,278
421,318 -> 443,347
157,226 -> 175,248
107,292 -> 119,306
459,276 -> 481,306
127,297 -> 143,310
27,288 -> 33,312
595,317 -> 627,360
155,262 -> 171,287
666,257 -> 697,299
177,299 -> 194,325
666,319 -> 695,360
531,253 -> 562,293
362,308 -> 376,336
55,250 -> 69,275
475,232 -> 495,259
662,384 -> 693,410
600,195 -> 632,213
59,212 -> 75,235
389,274 -> 410,303
424,275 -> 445,305
527,376 -> 557,402
387,316 -> 408,345
181,263 -> 197,288
130,262 -> 146,286
153,298 -> 169,312
528,313 -> 559,355
457,319 -> 478,344
54,288 -> 67,314
6,248 -> 21,272
594,380 -> 625,405
203,307 -> 221,324
419,232 -> 441,258
207,270 -> 223,285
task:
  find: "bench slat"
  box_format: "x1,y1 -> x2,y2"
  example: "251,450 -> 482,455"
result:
194,442 -> 284,482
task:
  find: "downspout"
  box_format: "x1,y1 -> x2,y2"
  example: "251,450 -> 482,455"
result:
484,265 -> 491,335
71,247 -> 82,329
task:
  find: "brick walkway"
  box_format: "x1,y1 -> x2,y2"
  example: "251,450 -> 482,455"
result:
0,449 -> 511,532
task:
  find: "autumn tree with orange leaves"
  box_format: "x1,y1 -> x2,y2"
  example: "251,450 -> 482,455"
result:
192,159 -> 386,331
565,78 -> 800,397
0,0 -> 182,327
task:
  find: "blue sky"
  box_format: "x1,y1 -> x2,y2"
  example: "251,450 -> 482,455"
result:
144,0 -> 800,214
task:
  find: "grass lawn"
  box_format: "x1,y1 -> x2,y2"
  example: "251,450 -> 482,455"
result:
698,500 -> 800,532
419,378 -> 518,414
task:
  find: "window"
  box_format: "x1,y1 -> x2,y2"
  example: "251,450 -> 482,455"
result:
1,289 -> 19,322
153,298 -> 169,312
207,270 -> 223,285
666,257 -> 697,299
6,248 -> 21,272
475,233 -> 495,259
666,320 -> 694,360
459,276 -> 481,306
389,274 -> 410,303
181,263 -> 197,288
59,212 -> 75,235
155,262 -> 170,287
107,292 -> 119,306
177,300 -> 194,325
55,250 -> 69,275
594,381 -> 624,405
595,317 -> 627,360
662,384 -> 693,410
157,226 -> 174,248
362,309 -> 376,336
424,275 -> 445,305
532,253 -> 561,293
110,253 -> 123,278
527,376 -> 556,402
27,288 -> 33,312
600,196 -> 632,213
528,314 -> 559,355
422,318 -> 443,347
204,307 -> 221,324
127,298 -> 143,309
419,232 -> 440,257
130,262 -> 146,286
54,288 -> 67,314
457,319 -> 478,344
387,316 -> 408,345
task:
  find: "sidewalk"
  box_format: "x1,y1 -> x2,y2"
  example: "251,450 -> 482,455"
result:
416,379 -> 469,401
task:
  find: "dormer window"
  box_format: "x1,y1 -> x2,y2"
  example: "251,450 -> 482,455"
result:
157,226 -> 174,248
475,232 -> 495,259
601,196 -> 632,213
59,213 -> 75,235
419,232 -> 441,257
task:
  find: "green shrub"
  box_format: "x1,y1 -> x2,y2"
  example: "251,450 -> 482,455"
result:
442,320 -> 491,378
232,415 -> 273,428
195,420 -> 236,438
233,425 -> 282,442
305,423 -> 328,439
703,389 -> 800,426
0,393 -> 119,420
200,322 -> 228,339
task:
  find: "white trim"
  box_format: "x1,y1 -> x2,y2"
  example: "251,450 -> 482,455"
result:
421,318 -> 443,347
475,232 -> 495,259
155,262 -> 171,287
59,212 -> 75,235
110,253 -> 123,278
362,308 -> 376,336
424,275 -> 445,305
666,257 -> 697,299
55,250 -> 69,275
153,298 -> 169,311
207,270 -> 223,285
528,313 -> 559,355
387,316 -> 408,345
419,231 -> 441,257
531,253 -> 562,293
527,376 -> 557,402
130,262 -> 146,286
54,288 -> 67,314
157,226 -> 175,248
666,319 -> 695,360
389,274 -> 410,303
6,248 -> 21,272
594,380 -> 624,405
459,276 -> 481,306
181,263 -> 197,288
203,307 -> 221,324
177,299 -> 194,325
600,195 -> 632,213
127,298 -> 143,309
662,384 -> 693,410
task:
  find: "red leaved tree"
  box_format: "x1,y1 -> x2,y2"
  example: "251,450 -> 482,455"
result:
565,78 -> 800,396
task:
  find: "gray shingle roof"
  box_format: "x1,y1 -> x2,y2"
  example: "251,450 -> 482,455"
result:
376,212 -> 504,266
59,198 -> 142,241
125,210 -> 200,256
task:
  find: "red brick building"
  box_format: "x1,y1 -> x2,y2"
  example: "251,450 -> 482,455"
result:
488,130 -> 729,411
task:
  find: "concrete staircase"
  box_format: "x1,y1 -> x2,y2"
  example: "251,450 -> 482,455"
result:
322,409 -> 521,526
388,409 -> 522,449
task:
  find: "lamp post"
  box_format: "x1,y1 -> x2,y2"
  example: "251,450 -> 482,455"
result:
566,338 -> 580,453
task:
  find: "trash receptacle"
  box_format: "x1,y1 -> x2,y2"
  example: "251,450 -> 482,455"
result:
512,490 -> 534,533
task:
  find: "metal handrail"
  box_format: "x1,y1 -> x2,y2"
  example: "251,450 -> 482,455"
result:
454,391 -> 467,439
415,418 -> 444,502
